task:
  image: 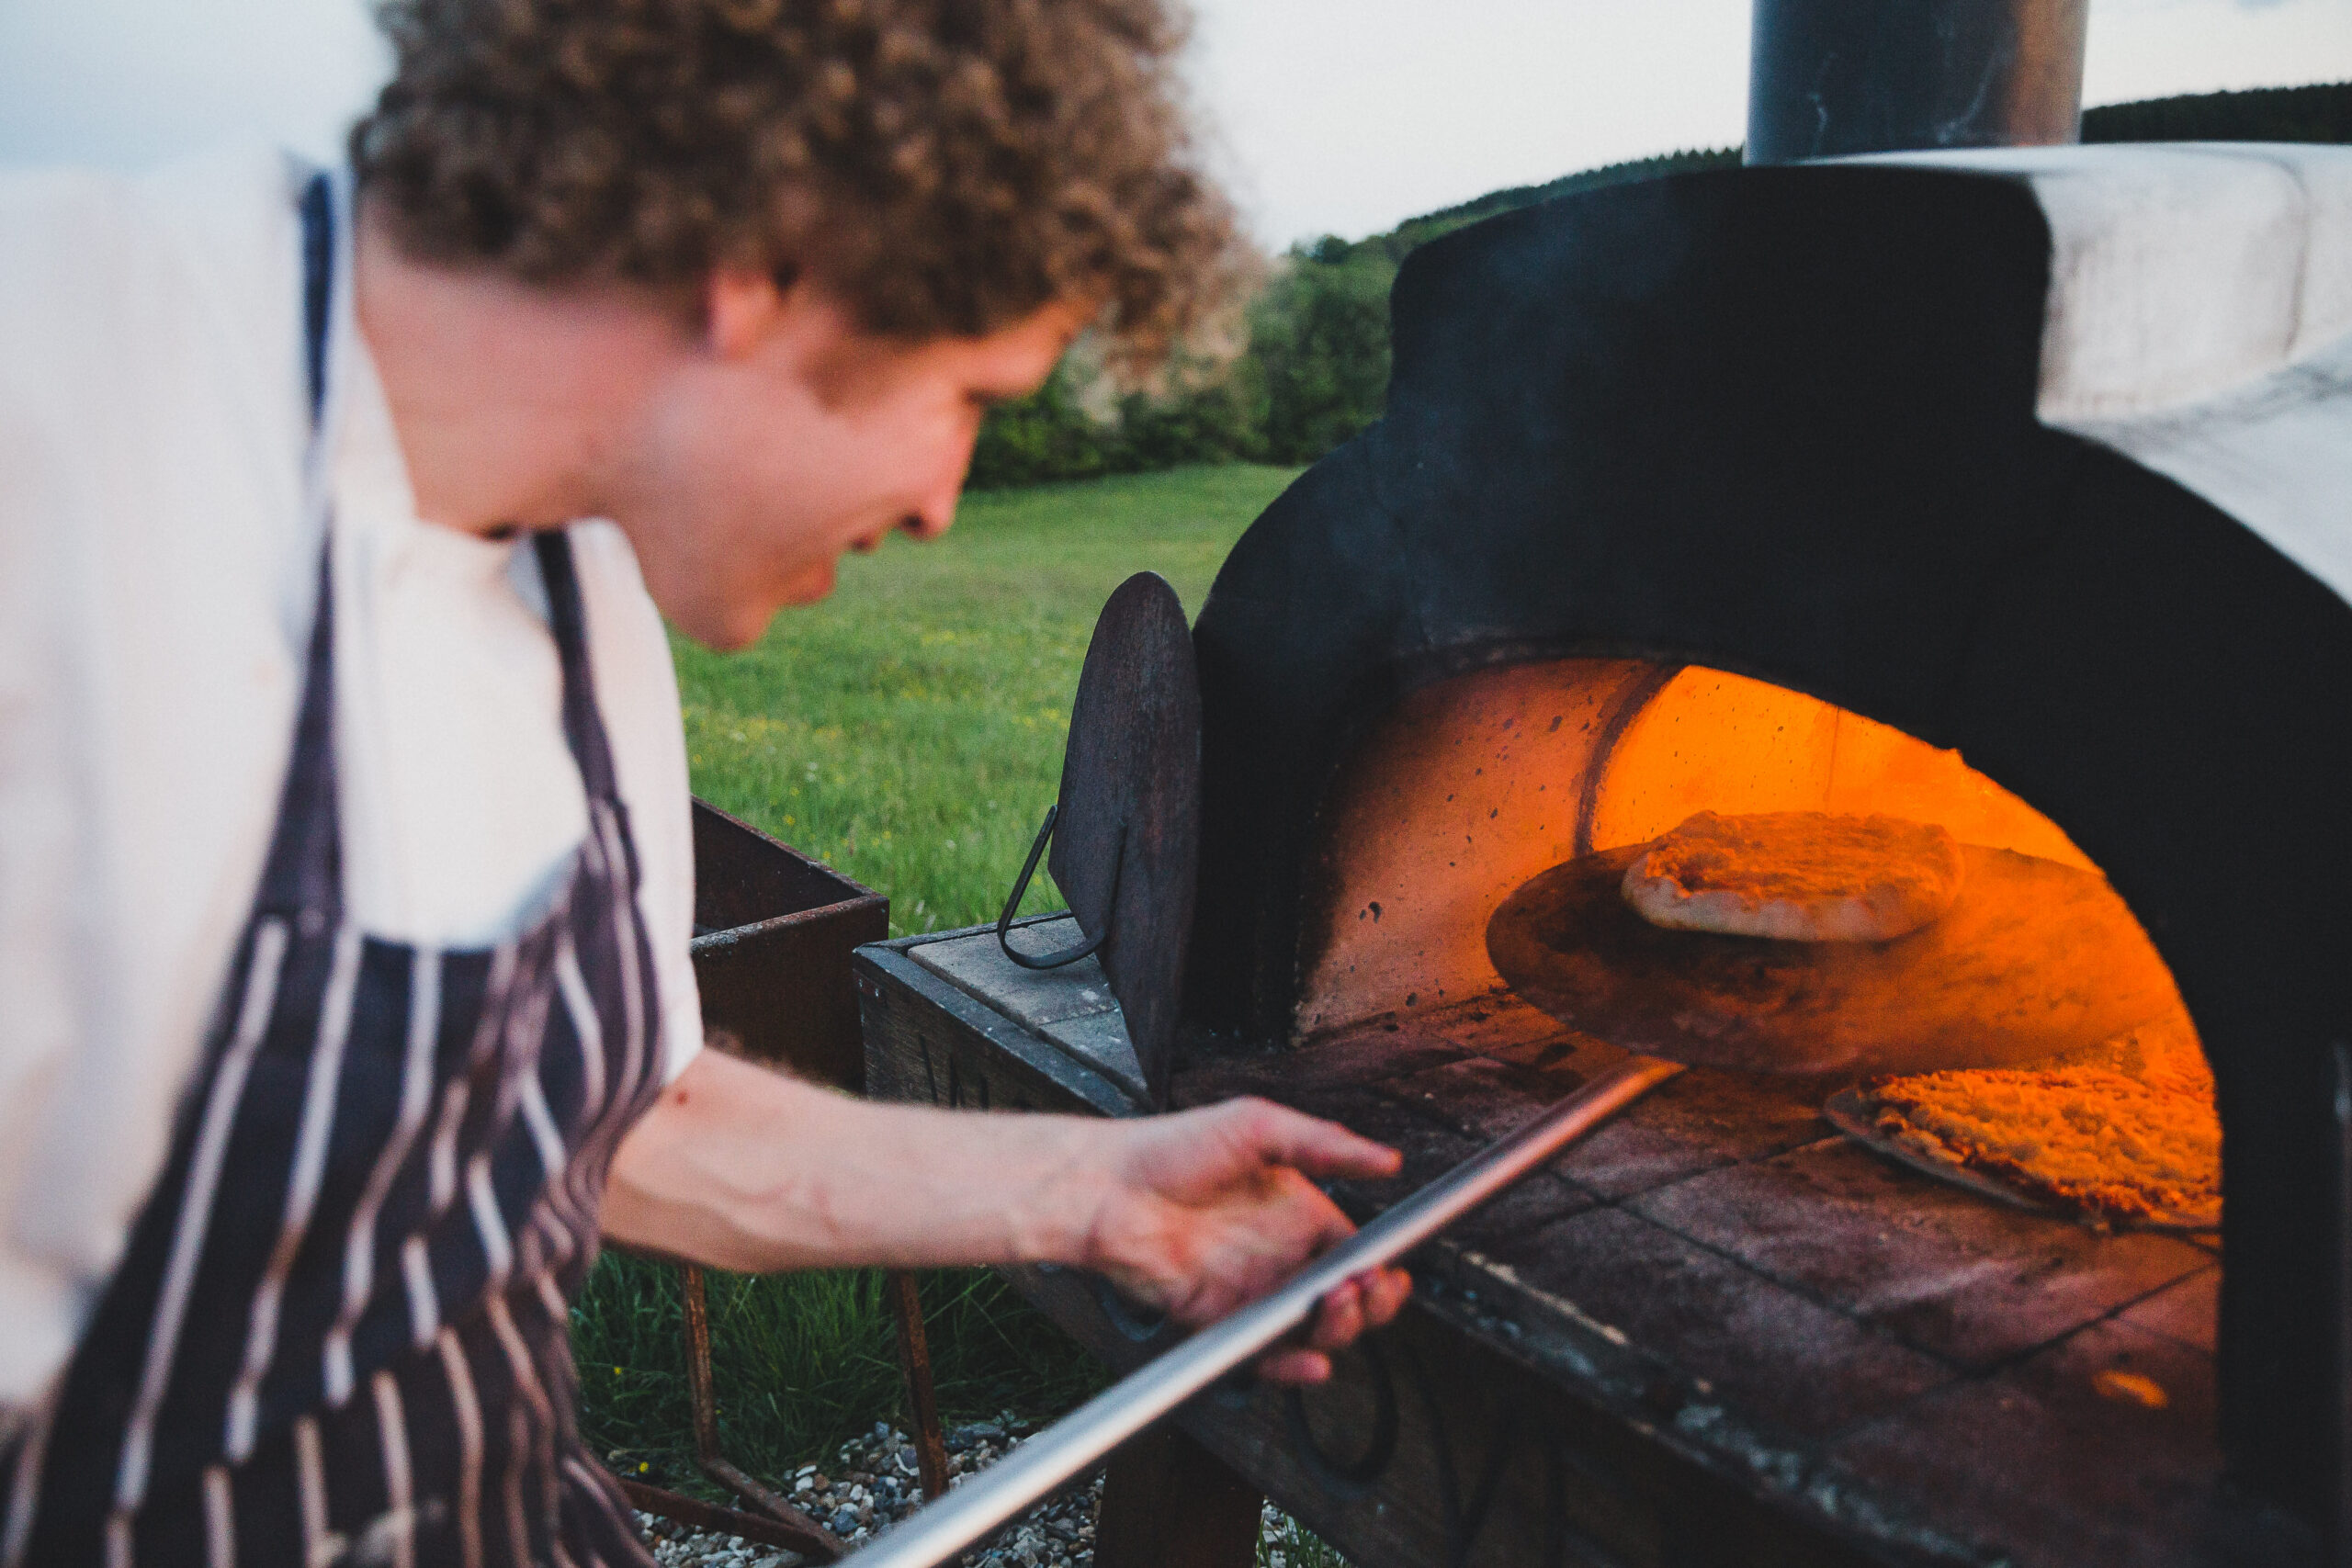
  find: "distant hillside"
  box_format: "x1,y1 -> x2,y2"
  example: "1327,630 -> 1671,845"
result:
967,79 -> 2352,490
1350,147 -> 1742,263
2083,79 -> 2352,145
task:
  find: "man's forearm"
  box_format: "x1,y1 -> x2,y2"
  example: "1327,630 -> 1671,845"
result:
601,1039 -> 1414,1373
600,1046 -> 1112,1274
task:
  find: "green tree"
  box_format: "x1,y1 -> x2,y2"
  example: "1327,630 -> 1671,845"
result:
1116,349 -> 1269,470
1250,244 -> 1397,463
965,365 -> 1115,490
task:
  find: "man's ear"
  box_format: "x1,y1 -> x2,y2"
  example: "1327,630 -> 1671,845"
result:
703,267 -> 786,360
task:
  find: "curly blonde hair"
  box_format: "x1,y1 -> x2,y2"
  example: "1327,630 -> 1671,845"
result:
351,0 -> 1242,365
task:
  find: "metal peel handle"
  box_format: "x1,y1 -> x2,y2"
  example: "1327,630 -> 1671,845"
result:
842,1055 -> 1683,1568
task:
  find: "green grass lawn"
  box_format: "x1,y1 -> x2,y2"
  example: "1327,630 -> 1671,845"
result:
573,463 -> 1303,1492
673,461 -> 1302,936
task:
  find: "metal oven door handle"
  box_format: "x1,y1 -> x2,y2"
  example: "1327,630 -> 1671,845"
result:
1035,1262 -> 1174,1345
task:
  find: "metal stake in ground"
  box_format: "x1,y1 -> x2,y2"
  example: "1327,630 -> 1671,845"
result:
838,1055 -> 1682,1568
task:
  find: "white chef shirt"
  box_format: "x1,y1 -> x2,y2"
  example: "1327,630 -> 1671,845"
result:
0,142 -> 705,1416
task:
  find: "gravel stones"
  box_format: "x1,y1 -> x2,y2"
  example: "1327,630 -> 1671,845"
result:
633,1417 -> 1339,1568
634,1416 -> 1094,1568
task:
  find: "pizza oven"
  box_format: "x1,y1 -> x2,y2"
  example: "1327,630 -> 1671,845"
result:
1177,128 -> 2352,1552
858,6 -> 2352,1563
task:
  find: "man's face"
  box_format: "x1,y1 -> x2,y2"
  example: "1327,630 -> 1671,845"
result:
616,278 -> 1090,650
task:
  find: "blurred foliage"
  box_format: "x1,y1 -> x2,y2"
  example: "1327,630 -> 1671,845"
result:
1250,244 -> 1394,464
967,352 -> 1270,490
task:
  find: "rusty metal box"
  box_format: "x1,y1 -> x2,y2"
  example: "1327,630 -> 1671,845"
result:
691,798 -> 888,1091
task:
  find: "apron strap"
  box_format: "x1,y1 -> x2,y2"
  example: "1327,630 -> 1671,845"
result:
299,171 -> 333,428
532,530 -> 626,809
255,174 -> 632,918
253,172 -> 344,918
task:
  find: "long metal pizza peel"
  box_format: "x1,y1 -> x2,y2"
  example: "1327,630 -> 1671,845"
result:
1487,840 -> 2180,1077
835,1054 -> 1681,1568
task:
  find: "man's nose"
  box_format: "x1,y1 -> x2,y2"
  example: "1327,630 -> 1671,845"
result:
899,483 -> 961,541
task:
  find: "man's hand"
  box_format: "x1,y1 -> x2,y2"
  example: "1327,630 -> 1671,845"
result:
1075,1099 -> 1410,1384
604,1050 -> 1413,1384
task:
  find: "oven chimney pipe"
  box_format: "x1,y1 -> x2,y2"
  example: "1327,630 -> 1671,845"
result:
1747,0 -> 2089,164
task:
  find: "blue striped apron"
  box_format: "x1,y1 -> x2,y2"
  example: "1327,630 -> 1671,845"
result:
0,174 -> 665,1568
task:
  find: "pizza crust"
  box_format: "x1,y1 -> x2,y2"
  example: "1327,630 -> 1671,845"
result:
1826,1014 -> 2220,1233
1622,811 -> 1963,942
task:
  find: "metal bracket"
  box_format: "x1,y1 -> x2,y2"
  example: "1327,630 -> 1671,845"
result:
1091,1272 -> 1170,1345
1284,1337 -> 1402,1500
997,805 -> 1124,970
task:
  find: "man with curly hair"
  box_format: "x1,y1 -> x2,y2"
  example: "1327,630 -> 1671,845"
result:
0,2 -> 1407,1561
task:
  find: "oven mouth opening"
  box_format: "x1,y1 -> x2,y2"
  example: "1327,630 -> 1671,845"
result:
1298,656 -> 2216,1237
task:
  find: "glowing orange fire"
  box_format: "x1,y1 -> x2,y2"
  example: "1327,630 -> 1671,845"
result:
1298,658 -> 2216,1229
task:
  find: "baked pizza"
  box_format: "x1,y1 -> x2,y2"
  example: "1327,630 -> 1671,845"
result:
1826,1014 -> 2219,1232
1622,810 -> 1963,942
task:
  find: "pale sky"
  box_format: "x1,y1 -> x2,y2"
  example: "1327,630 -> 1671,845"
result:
2,0 -> 2346,249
